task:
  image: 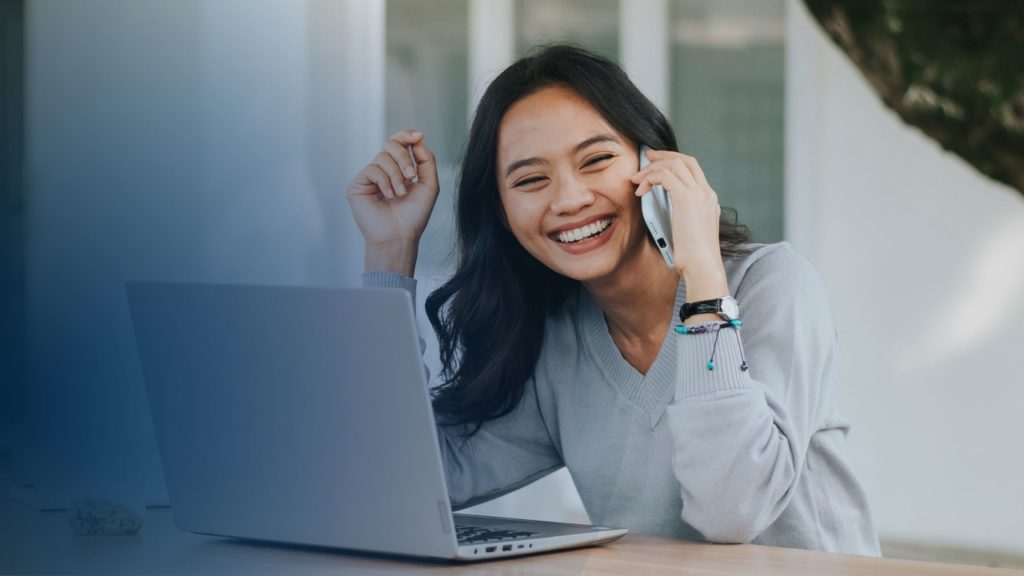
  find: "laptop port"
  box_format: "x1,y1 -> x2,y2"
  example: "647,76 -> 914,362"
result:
485,546 -> 496,553
502,544 -> 513,551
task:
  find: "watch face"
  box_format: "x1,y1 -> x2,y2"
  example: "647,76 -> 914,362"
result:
721,296 -> 739,319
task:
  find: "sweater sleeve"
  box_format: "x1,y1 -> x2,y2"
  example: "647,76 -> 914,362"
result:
665,246 -> 836,543
362,271 -> 564,511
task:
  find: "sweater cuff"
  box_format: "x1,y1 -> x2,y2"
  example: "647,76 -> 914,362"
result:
362,271 -> 417,304
675,328 -> 753,400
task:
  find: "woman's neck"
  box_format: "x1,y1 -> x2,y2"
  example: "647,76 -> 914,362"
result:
584,240 -> 680,347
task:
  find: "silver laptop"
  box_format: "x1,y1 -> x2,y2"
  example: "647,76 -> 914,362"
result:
125,282 -> 627,562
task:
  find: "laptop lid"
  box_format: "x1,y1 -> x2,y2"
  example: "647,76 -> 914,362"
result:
126,282 -> 458,559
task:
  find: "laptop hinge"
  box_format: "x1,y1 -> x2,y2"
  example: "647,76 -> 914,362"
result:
437,500 -> 452,534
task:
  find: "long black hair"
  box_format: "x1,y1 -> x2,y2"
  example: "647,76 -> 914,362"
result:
425,43 -> 751,437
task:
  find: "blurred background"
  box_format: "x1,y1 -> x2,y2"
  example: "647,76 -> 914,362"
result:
1,0 -> 1022,567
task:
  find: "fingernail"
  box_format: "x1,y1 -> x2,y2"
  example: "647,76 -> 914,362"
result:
397,184 -> 407,196
403,165 -> 416,178
411,131 -> 423,138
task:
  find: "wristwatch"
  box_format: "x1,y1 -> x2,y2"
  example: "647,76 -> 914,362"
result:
680,295 -> 739,323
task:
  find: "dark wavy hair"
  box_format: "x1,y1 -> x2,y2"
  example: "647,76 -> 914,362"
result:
425,43 -> 751,438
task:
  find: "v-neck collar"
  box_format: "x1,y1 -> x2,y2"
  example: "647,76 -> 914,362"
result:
578,278 -> 687,429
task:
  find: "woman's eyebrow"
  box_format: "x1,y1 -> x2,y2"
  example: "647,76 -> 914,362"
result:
572,133 -> 620,155
504,133 -> 621,179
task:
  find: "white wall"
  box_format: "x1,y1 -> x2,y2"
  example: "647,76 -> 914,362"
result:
787,0 -> 1024,554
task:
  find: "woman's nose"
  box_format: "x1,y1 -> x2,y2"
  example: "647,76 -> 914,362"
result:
549,176 -> 595,215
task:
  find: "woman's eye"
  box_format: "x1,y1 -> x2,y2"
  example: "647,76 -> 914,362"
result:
514,177 -> 545,188
584,154 -> 613,167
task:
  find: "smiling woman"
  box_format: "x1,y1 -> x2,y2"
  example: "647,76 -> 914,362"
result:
498,93 -> 641,282
421,47 -> 750,426
346,44 -> 880,555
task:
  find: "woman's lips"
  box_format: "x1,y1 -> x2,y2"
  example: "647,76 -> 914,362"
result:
551,217 -> 616,255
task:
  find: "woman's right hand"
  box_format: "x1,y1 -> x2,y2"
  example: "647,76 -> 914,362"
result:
346,129 -> 440,276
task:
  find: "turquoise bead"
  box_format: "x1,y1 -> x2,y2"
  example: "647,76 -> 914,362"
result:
706,360 -> 715,370
675,325 -> 687,334
730,319 -> 743,327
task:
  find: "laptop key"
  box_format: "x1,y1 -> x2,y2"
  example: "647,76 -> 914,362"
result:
456,525 -> 539,544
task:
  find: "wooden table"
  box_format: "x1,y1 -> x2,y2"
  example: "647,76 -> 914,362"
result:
3,496 -> 1021,575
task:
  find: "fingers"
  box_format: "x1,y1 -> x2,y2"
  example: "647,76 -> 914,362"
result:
633,166 -> 696,196
382,128 -> 438,195
368,129 -> 429,198
630,150 -> 706,188
348,129 -> 437,202
382,139 -> 417,184
362,164 -> 397,199
637,157 -> 696,188
632,163 -> 720,209
636,169 -> 688,203
387,128 -> 427,176
373,149 -> 410,197
633,177 -> 653,198
680,155 -> 708,186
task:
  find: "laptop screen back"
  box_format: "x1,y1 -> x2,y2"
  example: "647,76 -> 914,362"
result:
126,282 -> 456,557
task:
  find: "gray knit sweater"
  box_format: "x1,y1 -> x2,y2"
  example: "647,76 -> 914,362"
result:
363,242 -> 880,555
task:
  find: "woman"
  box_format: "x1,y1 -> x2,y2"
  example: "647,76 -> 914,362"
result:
346,44 -> 879,555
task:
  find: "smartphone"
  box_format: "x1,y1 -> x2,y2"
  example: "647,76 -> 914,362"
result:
639,145 -> 675,269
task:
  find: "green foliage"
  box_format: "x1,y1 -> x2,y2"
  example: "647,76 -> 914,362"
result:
804,0 -> 1024,196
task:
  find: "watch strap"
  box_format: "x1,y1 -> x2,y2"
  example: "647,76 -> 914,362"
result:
679,299 -> 724,323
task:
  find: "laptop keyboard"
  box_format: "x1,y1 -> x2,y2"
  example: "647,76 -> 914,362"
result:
455,524 -> 539,544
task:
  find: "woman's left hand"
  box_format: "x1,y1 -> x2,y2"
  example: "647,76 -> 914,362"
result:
630,149 -> 728,300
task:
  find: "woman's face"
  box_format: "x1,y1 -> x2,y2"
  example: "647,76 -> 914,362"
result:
496,85 -> 646,284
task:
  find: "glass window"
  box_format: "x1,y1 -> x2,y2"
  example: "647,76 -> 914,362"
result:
669,0 -> 786,243
514,0 -> 618,59
385,0 -> 469,276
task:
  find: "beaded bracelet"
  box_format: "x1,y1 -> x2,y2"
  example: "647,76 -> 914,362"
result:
674,319 -> 749,372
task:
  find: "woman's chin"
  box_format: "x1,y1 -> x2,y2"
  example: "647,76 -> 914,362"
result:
546,256 -> 619,284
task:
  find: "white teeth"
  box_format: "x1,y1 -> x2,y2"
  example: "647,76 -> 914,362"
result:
556,218 -> 611,244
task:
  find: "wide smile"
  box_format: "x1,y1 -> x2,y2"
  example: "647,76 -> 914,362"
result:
549,216 -> 617,255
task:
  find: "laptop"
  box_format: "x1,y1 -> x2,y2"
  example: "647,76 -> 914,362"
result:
125,282 -> 627,562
